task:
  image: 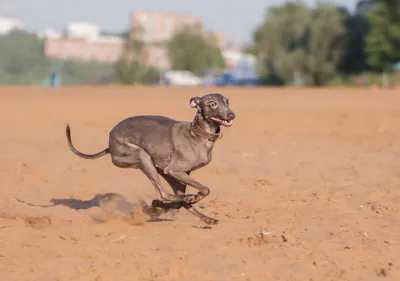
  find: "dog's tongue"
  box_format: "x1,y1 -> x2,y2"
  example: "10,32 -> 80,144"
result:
222,120 -> 233,127
211,116 -> 233,127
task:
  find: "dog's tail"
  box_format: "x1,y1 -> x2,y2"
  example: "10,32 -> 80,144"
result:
66,123 -> 110,159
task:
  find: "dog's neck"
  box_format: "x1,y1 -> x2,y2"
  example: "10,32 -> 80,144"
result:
195,112 -> 219,133
190,112 -> 222,142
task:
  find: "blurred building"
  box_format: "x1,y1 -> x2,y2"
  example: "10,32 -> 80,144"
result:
207,31 -> 226,50
45,36 -> 123,63
131,11 -> 203,44
130,12 -> 204,69
45,22 -> 124,63
44,14 -> 202,67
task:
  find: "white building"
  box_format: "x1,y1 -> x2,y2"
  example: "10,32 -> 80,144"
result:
222,49 -> 259,80
64,21 -> 123,44
67,21 -> 100,40
37,28 -> 61,39
0,16 -> 27,35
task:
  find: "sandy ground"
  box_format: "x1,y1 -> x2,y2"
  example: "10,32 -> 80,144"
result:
0,86 -> 400,281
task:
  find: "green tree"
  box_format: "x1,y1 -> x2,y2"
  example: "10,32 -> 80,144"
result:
251,2 -> 311,85
142,66 -> 161,85
251,2 -> 346,86
0,30 -> 51,84
61,60 -> 114,85
364,0 -> 400,71
305,3 -> 347,85
337,4 -> 369,74
167,25 -> 225,76
115,25 -> 148,84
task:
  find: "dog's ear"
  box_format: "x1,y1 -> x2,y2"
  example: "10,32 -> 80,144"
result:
189,96 -> 200,108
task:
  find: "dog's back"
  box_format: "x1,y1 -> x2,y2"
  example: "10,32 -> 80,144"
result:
109,115 -> 187,168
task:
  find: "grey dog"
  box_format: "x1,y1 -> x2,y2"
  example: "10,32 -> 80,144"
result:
66,93 -> 235,225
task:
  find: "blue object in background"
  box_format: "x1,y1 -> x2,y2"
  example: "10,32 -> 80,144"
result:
393,61 -> 400,71
41,72 -> 61,87
41,59 -> 64,87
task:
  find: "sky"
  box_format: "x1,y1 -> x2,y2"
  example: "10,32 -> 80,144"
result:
3,0 -> 359,44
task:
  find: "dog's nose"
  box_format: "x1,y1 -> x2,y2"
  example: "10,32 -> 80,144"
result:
228,112 -> 236,120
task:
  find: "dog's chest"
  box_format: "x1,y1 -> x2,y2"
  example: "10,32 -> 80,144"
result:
189,144 -> 212,171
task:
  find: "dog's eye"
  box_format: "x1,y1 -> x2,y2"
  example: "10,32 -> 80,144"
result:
209,101 -> 216,107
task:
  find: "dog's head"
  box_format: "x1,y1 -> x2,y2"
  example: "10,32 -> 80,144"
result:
190,93 -> 235,127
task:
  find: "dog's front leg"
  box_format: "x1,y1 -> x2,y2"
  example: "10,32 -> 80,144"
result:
157,173 -> 218,225
165,171 -> 210,204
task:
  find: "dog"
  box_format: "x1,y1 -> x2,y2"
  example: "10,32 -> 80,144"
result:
66,93 -> 235,225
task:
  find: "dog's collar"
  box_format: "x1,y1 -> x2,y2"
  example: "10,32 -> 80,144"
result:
190,117 -> 223,142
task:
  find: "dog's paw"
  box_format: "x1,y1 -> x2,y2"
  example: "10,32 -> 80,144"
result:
151,199 -> 163,208
183,194 -> 202,204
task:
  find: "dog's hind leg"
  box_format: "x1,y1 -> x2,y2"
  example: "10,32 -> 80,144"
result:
182,203 -> 218,225
119,141 -> 186,203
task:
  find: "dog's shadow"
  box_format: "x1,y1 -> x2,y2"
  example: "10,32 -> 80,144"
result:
16,193 -> 174,222
50,197 -> 103,210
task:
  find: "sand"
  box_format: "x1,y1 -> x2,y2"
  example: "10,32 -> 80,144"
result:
0,86 -> 399,281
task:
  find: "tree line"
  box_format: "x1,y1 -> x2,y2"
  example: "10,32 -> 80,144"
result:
117,0 -> 400,86
248,0 -> 400,86
0,25 -> 225,86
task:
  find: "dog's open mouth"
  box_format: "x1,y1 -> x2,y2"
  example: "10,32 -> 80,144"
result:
210,117 -> 233,127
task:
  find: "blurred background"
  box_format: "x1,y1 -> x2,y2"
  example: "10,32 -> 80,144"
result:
0,0 -> 399,88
